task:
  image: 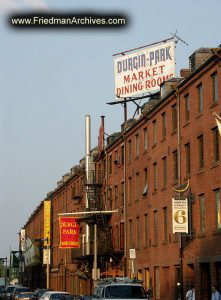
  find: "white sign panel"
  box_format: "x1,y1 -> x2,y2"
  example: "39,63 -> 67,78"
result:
20,229 -> 26,252
129,248 -> 136,259
43,249 -> 51,265
172,198 -> 188,234
114,39 -> 175,98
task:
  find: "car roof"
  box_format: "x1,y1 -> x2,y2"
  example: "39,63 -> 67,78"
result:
96,278 -> 143,287
45,292 -> 70,295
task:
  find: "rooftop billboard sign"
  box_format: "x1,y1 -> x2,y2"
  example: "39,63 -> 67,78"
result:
113,38 -> 176,98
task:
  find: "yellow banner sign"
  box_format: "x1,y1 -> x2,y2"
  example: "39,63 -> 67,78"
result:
44,200 -> 51,246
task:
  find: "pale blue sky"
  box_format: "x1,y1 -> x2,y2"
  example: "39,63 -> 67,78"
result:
0,0 -> 220,258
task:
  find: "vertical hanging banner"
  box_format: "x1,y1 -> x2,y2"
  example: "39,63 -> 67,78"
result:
44,200 -> 51,246
172,197 -> 188,234
20,229 -> 26,251
113,38 -> 175,98
59,217 -> 80,248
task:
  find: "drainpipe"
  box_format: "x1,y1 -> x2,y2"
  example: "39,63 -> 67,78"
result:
175,89 -> 183,300
85,115 -> 91,256
176,89 -> 181,187
123,133 -> 127,277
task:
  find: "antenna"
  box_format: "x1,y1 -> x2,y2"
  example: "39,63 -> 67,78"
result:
170,31 -> 189,46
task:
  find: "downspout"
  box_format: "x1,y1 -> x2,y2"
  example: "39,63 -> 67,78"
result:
175,88 -> 183,300
123,133 -> 127,277
85,115 -> 91,256
176,88 -> 181,187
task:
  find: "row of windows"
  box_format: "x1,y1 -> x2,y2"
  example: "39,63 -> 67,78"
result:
107,128 -> 219,207
107,72 -> 218,168
108,123 -> 219,176
114,189 -> 221,250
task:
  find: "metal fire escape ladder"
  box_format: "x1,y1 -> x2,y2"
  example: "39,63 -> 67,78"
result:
85,170 -> 113,255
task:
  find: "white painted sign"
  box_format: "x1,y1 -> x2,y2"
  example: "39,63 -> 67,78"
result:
172,197 -> 188,234
43,248 -> 51,265
129,248 -> 136,259
114,39 -> 175,98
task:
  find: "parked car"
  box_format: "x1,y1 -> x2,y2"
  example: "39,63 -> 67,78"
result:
15,292 -> 34,300
0,286 -> 5,300
5,286 -> 17,300
12,287 -> 30,300
39,292 -> 70,300
60,296 -> 82,300
92,278 -> 147,300
33,289 -> 53,300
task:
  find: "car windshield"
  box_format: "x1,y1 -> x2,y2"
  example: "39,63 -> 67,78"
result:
7,287 -> 16,293
17,288 -> 30,293
39,290 -> 48,297
19,293 -> 33,298
51,294 -> 69,299
105,286 -> 146,299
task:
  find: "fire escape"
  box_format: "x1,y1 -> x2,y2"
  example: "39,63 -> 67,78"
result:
85,168 -> 113,272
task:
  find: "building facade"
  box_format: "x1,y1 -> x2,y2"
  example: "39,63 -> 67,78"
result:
21,46 -> 221,299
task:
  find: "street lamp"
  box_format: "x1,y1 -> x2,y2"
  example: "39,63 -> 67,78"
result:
35,238 -> 50,289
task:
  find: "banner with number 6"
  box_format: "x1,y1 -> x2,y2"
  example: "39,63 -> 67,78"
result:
172,197 -> 188,234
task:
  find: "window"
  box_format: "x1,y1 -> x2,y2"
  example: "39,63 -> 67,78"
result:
197,83 -> 203,113
71,184 -> 76,199
154,210 -> 158,244
162,112 -> 166,139
211,72 -> 218,103
173,150 -> 178,183
162,157 -> 167,188
185,94 -> 190,122
153,162 -> 157,191
136,217 -> 141,248
135,134 -> 140,158
114,185 -> 118,208
116,225 -> 119,248
135,173 -> 140,201
121,181 -> 124,206
163,207 -> 168,241
143,168 -> 148,196
108,187 -> 112,210
128,140 -> 132,162
143,127 -> 148,151
129,220 -> 133,248
185,143 -> 191,176
109,154 -> 112,175
172,104 -> 177,132
215,189 -> 221,229
199,194 -> 205,233
128,177 -> 132,204
120,222 -> 124,250
121,145 -> 125,165
103,159 -> 106,177
144,214 -> 148,245
213,127 -> 219,162
154,267 -> 160,300
153,120 -> 157,145
198,135 -> 204,169
114,150 -> 118,173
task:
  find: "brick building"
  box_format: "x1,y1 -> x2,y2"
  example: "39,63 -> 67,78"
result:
21,46 -> 221,299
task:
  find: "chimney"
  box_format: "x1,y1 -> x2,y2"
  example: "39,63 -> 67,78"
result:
189,48 -> 212,72
180,69 -> 190,78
